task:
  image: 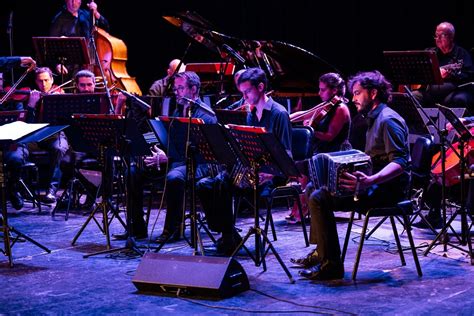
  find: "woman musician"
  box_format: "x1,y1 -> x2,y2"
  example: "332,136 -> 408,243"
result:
286,72 -> 352,224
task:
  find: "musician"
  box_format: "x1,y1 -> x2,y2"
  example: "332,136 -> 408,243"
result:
287,72 -> 351,224
413,22 -> 474,114
298,71 -> 410,280
50,0 -> 110,76
196,67 -> 292,255
74,69 -> 96,93
148,59 -> 185,97
0,56 -> 36,210
224,69 -> 247,110
140,71 -> 217,243
26,67 -> 69,203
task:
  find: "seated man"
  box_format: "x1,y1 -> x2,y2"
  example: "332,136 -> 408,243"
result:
0,56 -> 36,210
140,71 -> 217,242
297,70 -> 410,280
196,67 -> 292,255
26,67 -> 69,203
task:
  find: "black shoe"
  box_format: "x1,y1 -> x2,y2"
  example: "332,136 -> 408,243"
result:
299,261 -> 344,280
9,190 -> 24,210
412,215 -> 442,229
43,188 -> 57,204
290,249 -> 320,268
155,231 -> 180,244
81,195 -> 96,210
216,232 -> 242,256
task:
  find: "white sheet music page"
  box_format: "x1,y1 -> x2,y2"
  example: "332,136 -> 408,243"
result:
0,121 -> 48,141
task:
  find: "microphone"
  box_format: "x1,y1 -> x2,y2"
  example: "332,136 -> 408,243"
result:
181,96 -> 215,116
222,44 -> 246,66
115,88 -> 151,110
7,11 -> 13,32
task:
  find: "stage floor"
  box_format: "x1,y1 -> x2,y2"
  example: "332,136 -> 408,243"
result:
1,195 -> 473,314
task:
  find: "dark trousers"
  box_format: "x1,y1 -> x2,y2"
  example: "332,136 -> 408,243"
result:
308,182 -> 407,265
163,165 -> 187,233
4,145 -> 29,185
28,131 -> 69,192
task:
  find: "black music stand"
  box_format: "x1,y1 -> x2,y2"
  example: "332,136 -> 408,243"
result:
70,115 -> 129,255
0,122 -> 67,266
32,37 -> 90,84
40,93 -> 108,124
424,104 -> 474,263
384,50 -> 443,86
225,124 -> 300,283
215,109 -> 248,125
390,93 -> 431,143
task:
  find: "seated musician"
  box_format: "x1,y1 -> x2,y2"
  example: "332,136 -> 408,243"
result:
412,22 -> 474,115
148,59 -> 185,97
127,71 -> 217,242
287,72 -> 352,224
196,67 -> 292,255
296,71 -> 410,280
0,56 -> 36,210
26,67 -> 69,203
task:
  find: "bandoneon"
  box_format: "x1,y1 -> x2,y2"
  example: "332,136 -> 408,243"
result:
308,149 -> 372,197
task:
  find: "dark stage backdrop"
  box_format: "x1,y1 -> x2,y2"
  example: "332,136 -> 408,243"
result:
1,0 -> 473,92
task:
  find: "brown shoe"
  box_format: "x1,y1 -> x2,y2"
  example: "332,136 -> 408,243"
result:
290,249 -> 320,268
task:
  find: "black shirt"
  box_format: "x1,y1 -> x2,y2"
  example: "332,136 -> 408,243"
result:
50,6 -> 109,39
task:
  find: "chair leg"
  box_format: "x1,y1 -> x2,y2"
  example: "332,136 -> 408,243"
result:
353,214 -> 370,280
390,216 -> 406,266
341,211 -> 356,263
403,214 -> 423,277
294,194 -> 309,247
264,198 -> 277,241
365,216 -> 388,239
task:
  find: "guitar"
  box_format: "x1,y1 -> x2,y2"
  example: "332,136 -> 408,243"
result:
410,61 -> 464,90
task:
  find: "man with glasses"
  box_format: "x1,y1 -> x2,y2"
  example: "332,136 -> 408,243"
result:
142,71 -> 217,243
414,22 -> 474,115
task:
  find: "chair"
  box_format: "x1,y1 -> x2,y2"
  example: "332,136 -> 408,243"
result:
263,126 -> 313,247
364,135 -> 435,238
341,199 -> 423,280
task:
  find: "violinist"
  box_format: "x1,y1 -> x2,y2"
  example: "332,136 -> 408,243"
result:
26,67 -> 69,204
286,73 -> 351,224
0,56 -> 36,210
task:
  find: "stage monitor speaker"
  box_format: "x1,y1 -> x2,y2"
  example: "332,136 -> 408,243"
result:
132,253 -> 249,299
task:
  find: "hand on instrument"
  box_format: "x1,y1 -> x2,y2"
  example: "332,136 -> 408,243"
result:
339,171 -> 372,191
144,145 -> 167,170
87,1 -> 101,20
27,90 -> 41,109
20,57 -> 36,70
55,64 -> 68,75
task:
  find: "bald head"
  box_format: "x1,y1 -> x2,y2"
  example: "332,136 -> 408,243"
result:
436,22 -> 455,39
167,59 -> 185,77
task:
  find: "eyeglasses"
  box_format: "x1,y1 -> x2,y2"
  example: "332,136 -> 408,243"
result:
172,86 -> 186,93
433,33 -> 449,40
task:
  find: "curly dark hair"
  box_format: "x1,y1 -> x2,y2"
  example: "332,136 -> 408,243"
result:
347,70 -> 392,103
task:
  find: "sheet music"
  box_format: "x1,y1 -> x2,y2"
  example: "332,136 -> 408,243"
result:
0,121 -> 48,141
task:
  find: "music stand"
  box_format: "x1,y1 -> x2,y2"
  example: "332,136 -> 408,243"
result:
70,114 -> 129,255
384,50 -> 443,86
0,111 -> 27,125
40,93 -> 108,124
0,122 -> 67,266
215,109 -> 248,125
390,93 -> 431,143
225,124 -> 299,283
32,37 -> 90,83
424,104 -> 474,263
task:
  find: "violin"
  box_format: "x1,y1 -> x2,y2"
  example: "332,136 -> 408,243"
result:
290,95 -> 343,128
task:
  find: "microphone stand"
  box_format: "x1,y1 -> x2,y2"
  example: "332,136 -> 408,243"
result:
7,10 -> 14,83
88,10 -> 115,114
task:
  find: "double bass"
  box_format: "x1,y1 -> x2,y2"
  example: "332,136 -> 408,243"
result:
94,27 -> 142,95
